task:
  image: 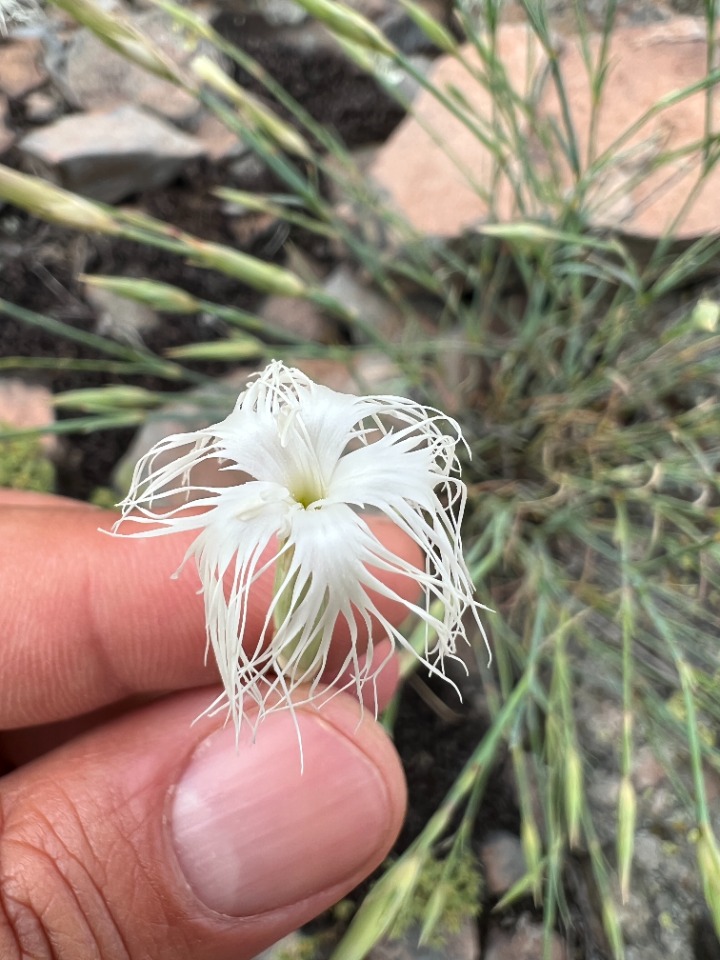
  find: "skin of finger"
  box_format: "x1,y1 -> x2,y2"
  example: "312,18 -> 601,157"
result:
0,490 -> 95,509
0,499 -> 420,728
0,643 -> 398,769
0,689 -> 406,960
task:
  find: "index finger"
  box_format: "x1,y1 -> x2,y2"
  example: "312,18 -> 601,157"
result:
0,496 -> 420,728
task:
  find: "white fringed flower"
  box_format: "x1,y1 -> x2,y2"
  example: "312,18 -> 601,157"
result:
114,360 -> 489,735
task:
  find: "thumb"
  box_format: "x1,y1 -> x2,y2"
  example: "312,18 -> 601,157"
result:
0,691 -> 406,960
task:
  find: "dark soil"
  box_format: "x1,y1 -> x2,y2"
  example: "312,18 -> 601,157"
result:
393,674 -> 519,850
213,11 -> 408,149
0,160 -> 340,497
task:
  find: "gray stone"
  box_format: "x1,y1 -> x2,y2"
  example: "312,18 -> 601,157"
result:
49,7 -> 221,129
228,151 -> 274,191
260,293 -> 337,344
260,0 -> 308,26
18,104 -> 205,203
323,264 -> 405,342
378,7 -> 446,55
479,830 -> 526,896
212,0 -> 303,24
113,370 -> 252,502
368,920 -> 480,960
572,667 -> 712,959
632,744 -> 667,792
84,283 -> 159,346
484,917 -> 567,960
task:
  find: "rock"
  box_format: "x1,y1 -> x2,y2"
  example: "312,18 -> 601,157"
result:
259,0 -> 309,26
260,294 -> 338,344
276,352 -> 403,395
215,0 -> 389,24
323,264 -> 405,342
194,111 -> 245,163
377,7 -> 447,55
84,283 -> 159,346
228,150 -> 276,192
0,38 -> 46,99
23,88 -> 60,124
349,350 -> 404,391
372,16 -> 720,247
18,104 -> 205,203
343,0 -> 391,19
226,208 -> 282,248
484,917 -> 568,960
50,7 -> 220,129
572,670 -> 714,959
0,95 -> 14,154
368,921 -> 480,960
542,16 -> 720,239
479,830 -> 526,896
369,26 -> 549,236
632,744 -> 667,792
113,370 -> 252,503
0,377 -> 56,454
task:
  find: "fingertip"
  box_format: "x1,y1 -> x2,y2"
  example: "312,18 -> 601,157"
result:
170,693 -> 407,918
0,689 -> 406,960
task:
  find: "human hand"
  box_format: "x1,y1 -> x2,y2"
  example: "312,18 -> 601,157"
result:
0,490 -> 413,960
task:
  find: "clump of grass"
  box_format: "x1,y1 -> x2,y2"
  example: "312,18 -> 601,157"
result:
2,0 -> 720,956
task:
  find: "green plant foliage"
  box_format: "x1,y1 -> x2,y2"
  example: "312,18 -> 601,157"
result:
386,849 -> 483,945
0,427 -> 55,492
88,486 -> 119,510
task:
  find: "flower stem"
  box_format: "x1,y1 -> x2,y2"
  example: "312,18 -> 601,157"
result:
273,544 -> 325,680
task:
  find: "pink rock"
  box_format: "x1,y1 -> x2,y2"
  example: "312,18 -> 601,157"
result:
543,17 -> 720,239
0,378 -> 56,454
0,39 -> 46,100
371,16 -> 720,243
369,25 -> 549,237
194,112 -> 244,163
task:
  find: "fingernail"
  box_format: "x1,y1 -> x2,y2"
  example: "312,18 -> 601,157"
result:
171,711 -> 392,916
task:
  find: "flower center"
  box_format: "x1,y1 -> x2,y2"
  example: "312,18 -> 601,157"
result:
291,481 -> 325,509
